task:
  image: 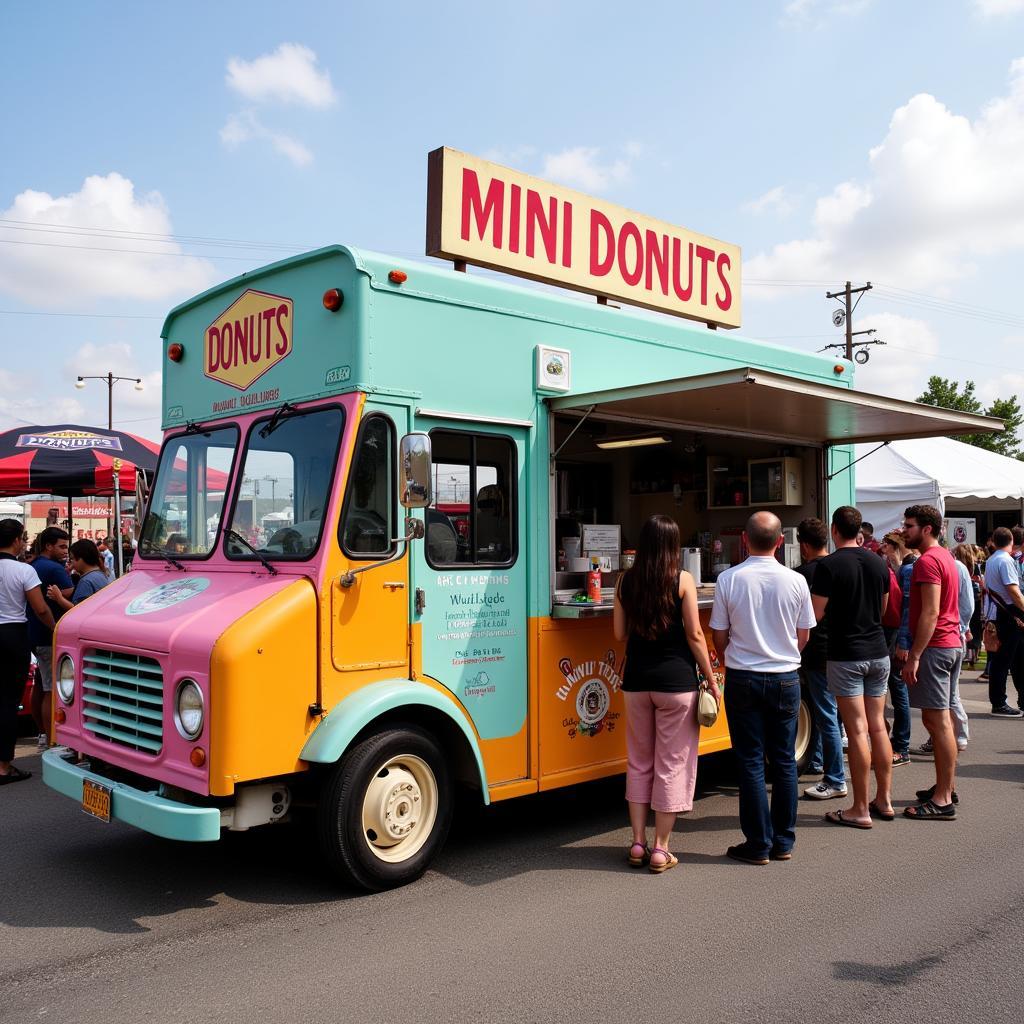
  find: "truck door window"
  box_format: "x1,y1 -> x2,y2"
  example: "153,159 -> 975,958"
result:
340,414 -> 395,557
138,427 -> 238,559
225,406 -> 344,561
426,430 -> 516,567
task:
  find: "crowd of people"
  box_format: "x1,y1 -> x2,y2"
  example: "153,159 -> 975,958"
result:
613,504 -> 1020,871
0,520 -> 113,785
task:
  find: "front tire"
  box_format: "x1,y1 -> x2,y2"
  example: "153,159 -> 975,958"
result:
317,725 -> 453,891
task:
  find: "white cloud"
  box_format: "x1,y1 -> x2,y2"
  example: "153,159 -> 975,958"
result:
0,368 -> 86,428
0,173 -> 217,307
974,0 -> 1024,15
743,186 -> 796,217
220,111 -> 313,167
64,342 -> 162,431
226,43 -> 337,108
746,58 -> 1024,292
541,146 -> 633,192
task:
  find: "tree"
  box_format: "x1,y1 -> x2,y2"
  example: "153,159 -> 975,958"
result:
916,376 -> 1024,459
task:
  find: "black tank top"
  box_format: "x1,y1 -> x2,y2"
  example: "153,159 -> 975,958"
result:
622,573 -> 699,693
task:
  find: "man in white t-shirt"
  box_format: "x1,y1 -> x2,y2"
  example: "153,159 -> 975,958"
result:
0,518 -> 55,784
710,511 -> 816,866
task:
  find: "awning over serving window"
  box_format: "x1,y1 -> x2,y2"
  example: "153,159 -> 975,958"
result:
547,367 -> 1004,446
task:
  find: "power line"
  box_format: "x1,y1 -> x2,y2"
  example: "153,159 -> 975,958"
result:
0,309 -> 162,320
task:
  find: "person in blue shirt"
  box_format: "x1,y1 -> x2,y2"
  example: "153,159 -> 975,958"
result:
982,527 -> 1024,716
45,539 -> 110,612
27,527 -> 73,750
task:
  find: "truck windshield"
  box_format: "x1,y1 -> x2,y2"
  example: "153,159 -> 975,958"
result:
138,426 -> 239,559
225,406 -> 344,561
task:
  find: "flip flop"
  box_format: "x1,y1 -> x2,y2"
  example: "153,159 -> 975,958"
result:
904,799 -> 956,821
0,765 -> 31,785
825,809 -> 872,830
869,802 -> 895,821
648,847 -> 678,874
627,841 -> 651,867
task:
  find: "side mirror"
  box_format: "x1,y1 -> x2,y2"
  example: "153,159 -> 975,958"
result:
399,432 -> 432,509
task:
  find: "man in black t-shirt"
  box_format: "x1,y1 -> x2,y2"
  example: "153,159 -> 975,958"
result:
794,518 -> 847,801
811,506 -> 893,830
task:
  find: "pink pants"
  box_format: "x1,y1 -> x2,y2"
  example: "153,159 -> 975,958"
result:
624,690 -> 700,813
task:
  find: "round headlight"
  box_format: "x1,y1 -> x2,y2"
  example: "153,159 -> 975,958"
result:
57,655 -> 75,704
174,679 -> 204,740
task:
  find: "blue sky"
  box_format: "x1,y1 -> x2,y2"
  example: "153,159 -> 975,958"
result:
2,0 -> 1024,441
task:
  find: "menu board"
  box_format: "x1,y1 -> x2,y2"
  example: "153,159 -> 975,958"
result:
581,524 -> 621,554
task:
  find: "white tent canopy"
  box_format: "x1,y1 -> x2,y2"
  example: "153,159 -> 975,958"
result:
854,436 -> 1024,536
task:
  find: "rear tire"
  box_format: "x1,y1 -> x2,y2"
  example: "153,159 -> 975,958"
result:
317,725 -> 453,892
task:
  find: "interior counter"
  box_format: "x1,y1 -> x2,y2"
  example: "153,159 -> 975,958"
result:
551,583 -> 717,617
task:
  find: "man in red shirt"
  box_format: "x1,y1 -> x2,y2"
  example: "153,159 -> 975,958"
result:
901,504 -> 962,820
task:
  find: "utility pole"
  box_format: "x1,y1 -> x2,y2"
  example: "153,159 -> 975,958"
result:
821,281 -> 885,365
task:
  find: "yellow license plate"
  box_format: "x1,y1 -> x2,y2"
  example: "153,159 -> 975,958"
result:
82,779 -> 112,823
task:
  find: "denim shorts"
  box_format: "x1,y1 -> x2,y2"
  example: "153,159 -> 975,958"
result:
33,645 -> 53,693
826,657 -> 890,698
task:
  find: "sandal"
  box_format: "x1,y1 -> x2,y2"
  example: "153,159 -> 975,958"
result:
825,809 -> 872,830
627,841 -> 651,867
648,847 -> 678,874
904,799 -> 956,821
0,765 -> 31,785
916,784 -> 959,805
868,801 -> 895,821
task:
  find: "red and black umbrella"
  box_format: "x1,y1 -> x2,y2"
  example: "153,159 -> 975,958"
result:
0,423 -> 160,497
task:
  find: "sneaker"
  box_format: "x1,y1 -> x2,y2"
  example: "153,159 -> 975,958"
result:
36,733 -> 48,751
726,843 -> 769,866
804,782 -> 847,800
912,739 -> 934,755
957,740 -> 968,752
991,705 -> 1023,717
769,847 -> 793,861
891,752 -> 911,767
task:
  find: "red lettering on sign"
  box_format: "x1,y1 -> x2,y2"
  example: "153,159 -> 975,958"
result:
715,252 -> 733,311
207,327 -> 221,372
221,322 -> 234,369
561,202 -> 573,268
526,189 -> 558,264
589,210 -> 614,277
460,168 -> 504,248
508,184 -> 522,254
645,230 -> 669,295
672,239 -> 694,301
617,221 -> 643,287
695,245 -> 715,306
275,304 -> 289,353
233,318 -> 249,366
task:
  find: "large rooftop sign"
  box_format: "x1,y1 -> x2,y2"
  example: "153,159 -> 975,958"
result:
426,147 -> 741,329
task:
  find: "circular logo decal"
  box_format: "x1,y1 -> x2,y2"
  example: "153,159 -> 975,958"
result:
575,678 -> 610,727
125,577 -> 211,616
954,525 -> 967,544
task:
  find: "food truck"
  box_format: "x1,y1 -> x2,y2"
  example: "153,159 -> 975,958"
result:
43,149 -> 1000,890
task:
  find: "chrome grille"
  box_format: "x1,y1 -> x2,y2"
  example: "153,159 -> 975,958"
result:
81,650 -> 164,754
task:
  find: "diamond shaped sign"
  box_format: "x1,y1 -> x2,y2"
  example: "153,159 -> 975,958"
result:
204,289 -> 293,391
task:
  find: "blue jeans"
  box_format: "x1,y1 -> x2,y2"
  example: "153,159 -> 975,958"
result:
725,668 -> 800,858
803,668 -> 845,789
888,659 -> 911,755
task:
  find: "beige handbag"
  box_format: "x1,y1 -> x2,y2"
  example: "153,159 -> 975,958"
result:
697,680 -> 719,728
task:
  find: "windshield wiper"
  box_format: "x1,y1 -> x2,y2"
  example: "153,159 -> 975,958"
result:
258,402 -> 297,439
226,530 -> 279,575
155,552 -> 186,571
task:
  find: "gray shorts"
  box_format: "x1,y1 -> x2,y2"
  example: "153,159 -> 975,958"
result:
827,657 -> 890,699
33,645 -> 53,693
908,646 -> 963,710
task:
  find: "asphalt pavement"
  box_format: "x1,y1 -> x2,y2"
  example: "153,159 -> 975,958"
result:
2,668 -> 1022,1024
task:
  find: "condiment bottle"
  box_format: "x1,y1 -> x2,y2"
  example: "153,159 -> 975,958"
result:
587,557 -> 603,603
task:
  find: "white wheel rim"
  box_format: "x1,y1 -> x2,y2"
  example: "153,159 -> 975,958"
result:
795,699 -> 812,763
361,754 -> 438,864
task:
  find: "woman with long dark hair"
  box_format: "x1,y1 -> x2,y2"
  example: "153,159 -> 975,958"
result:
613,514 -> 718,873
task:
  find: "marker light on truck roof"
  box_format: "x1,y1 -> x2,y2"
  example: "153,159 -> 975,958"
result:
167,342 -> 185,362
388,270 -> 407,284
322,288 -> 344,311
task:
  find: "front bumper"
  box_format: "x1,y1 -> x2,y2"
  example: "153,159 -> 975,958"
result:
42,747 -> 221,842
